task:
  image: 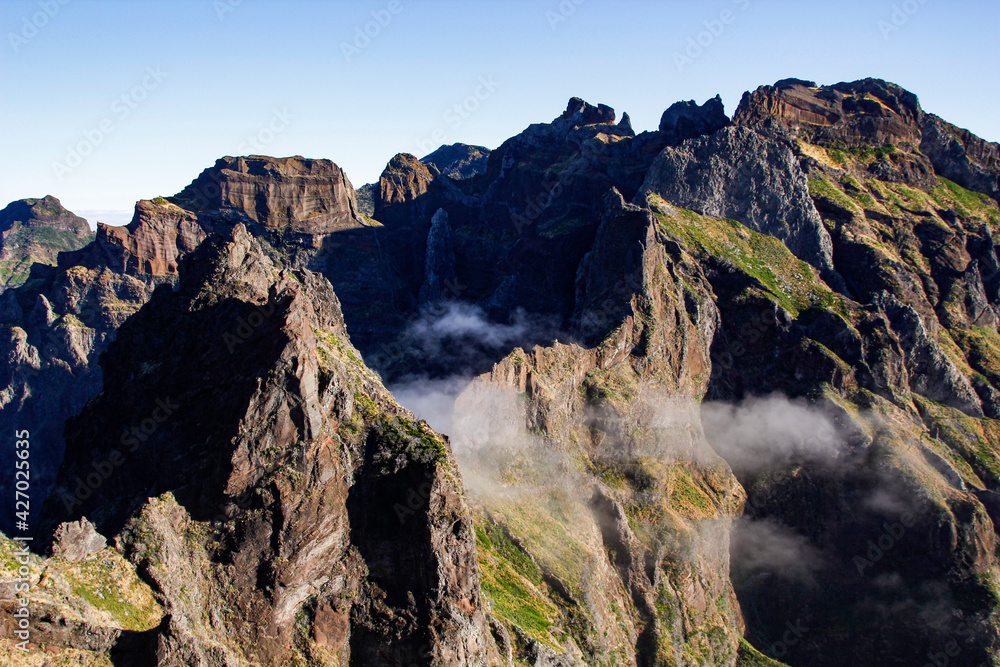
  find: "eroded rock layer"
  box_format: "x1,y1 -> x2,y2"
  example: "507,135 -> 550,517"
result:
3,77 -> 1000,667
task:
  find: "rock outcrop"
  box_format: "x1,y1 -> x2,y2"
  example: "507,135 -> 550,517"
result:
638,125 -> 837,278
0,196 -> 93,290
356,94 -> 733,371
0,157 -> 372,532
51,518 -> 107,562
6,78 -> 1000,667
173,155 -> 363,233
921,113 -> 1000,200
735,78 -> 923,146
658,95 -> 729,142
38,224 -> 500,666
422,143 -> 492,180
451,191 -> 746,665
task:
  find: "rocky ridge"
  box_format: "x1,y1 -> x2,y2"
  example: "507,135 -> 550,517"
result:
32,224 -> 499,665
422,143 -> 492,180
0,196 -> 93,291
2,77 -> 1000,667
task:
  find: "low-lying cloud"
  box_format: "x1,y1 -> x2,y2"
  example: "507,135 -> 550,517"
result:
731,517 -> 827,587
701,394 -> 842,476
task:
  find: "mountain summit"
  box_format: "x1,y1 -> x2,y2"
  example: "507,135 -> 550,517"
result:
3,78 -> 1000,667
0,195 -> 92,291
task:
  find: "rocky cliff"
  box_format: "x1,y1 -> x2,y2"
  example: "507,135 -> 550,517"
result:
422,143 -> 492,180
4,77 -> 1000,667
29,224 -> 499,665
0,157 -> 370,531
0,196 -> 93,290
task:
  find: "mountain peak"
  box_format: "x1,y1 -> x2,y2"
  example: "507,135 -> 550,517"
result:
658,94 -> 729,139
0,195 -> 93,290
558,96 -> 616,127
172,154 -> 362,232
39,221 -> 496,664
734,77 -> 924,148
421,143 -> 491,180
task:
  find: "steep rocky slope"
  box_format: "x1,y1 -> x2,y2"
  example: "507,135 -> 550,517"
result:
422,143 -> 492,180
24,225 -> 499,665
0,157 -> 370,531
0,196 -> 93,290
4,77 -> 1000,667
716,78 -> 1000,666
450,192 -> 747,666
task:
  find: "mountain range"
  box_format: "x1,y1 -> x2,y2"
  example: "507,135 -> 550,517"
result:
2,77 -> 1000,667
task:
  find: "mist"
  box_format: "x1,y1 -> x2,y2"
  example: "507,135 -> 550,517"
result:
731,517 -> 826,587
701,394 -> 842,476
390,375 -> 470,435
378,301 -> 563,383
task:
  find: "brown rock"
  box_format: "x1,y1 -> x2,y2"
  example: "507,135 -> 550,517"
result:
174,155 -> 363,233
51,518 -> 106,561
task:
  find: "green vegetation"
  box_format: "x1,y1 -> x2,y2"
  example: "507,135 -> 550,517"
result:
0,534 -> 30,574
736,637 -> 792,667
931,177 -> 1000,223
354,183 -> 375,217
670,467 -> 715,516
808,177 -> 862,217
818,141 -> 896,169
314,328 -> 364,370
953,326 -> 1000,388
650,196 -> 846,318
912,394 -> 1000,486
537,214 -> 591,239
812,170 -> 998,228
475,520 -> 559,645
491,493 -> 592,598
1,533 -> 162,634
63,551 -> 162,631
354,389 -> 449,466
353,391 -> 377,416
0,221 -> 94,288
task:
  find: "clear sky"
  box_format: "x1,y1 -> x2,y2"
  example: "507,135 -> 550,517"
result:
1,0 -> 997,226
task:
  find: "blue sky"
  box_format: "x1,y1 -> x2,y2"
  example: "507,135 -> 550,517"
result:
1,0 -> 997,226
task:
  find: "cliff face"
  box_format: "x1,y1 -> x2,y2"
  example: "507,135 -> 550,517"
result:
346,94 -> 730,372
719,79 -> 1000,666
174,155 -> 363,234
5,77 -> 1000,667
637,126 -> 836,279
450,192 -> 746,665
0,196 -> 93,290
0,159 -> 369,530
34,225 -> 498,666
